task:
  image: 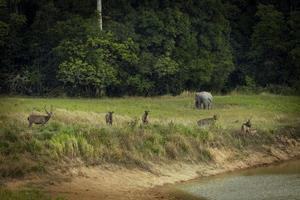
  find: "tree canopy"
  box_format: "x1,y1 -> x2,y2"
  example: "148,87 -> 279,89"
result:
1,0 -> 299,96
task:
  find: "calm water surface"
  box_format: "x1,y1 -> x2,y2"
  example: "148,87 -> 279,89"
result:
175,160 -> 300,200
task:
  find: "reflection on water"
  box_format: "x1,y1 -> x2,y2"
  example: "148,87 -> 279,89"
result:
176,160 -> 300,200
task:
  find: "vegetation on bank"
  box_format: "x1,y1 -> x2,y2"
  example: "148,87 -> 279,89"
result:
0,187 -> 64,200
0,94 -> 300,178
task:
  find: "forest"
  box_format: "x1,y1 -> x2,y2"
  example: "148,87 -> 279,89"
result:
0,0 -> 299,96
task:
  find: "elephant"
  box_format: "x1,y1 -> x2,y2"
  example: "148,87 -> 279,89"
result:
195,91 -> 213,109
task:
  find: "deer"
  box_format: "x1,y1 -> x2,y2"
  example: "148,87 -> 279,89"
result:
142,110 -> 150,124
28,106 -> 53,127
197,115 -> 218,127
241,119 -> 252,134
105,111 -> 114,126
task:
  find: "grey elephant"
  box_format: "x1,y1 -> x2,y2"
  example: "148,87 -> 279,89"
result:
195,91 -> 213,109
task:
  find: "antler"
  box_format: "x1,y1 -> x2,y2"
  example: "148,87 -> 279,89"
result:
44,105 -> 49,114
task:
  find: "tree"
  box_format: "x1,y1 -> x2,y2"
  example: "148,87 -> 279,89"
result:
0,0 -> 298,96
250,4 -> 287,86
287,11 -> 300,91
56,34 -> 137,96
97,0 -> 102,31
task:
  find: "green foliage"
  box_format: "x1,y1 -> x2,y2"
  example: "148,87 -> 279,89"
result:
287,11 -> 300,92
252,4 -> 286,51
0,0 -> 299,95
0,187 -> 64,200
56,33 -> 138,96
250,4 -> 288,86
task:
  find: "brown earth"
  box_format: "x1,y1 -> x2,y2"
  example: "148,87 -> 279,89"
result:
5,138 -> 300,200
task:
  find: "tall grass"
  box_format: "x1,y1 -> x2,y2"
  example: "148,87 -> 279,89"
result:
0,94 -> 299,178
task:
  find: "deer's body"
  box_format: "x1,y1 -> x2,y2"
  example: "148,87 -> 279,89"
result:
142,110 -> 149,124
105,112 -> 114,126
197,115 -> 218,127
28,106 -> 53,127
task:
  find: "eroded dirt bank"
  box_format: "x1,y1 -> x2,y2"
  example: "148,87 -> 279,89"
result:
5,138 -> 300,200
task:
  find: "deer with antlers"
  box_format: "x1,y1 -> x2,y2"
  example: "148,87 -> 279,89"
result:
28,106 -> 53,127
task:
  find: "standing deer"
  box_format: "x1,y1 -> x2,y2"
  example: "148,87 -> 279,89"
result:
142,110 -> 150,124
241,119 -> 251,134
28,106 -> 53,127
105,111 -> 114,126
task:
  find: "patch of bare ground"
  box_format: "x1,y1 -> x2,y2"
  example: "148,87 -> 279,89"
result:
4,138 -> 300,200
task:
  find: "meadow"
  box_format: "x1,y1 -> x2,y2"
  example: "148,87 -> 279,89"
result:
0,93 -> 300,179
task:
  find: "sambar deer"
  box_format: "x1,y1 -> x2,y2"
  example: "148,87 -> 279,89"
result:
197,115 -> 218,127
142,110 -> 150,124
105,111 -> 114,126
28,106 -> 53,127
241,119 -> 251,134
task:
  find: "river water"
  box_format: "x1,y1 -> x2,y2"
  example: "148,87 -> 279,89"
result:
174,160 -> 300,200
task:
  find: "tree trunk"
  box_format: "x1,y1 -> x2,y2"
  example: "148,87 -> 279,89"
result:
97,0 -> 102,31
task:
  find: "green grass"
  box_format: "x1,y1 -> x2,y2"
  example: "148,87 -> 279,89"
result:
0,94 -> 300,178
0,187 -> 64,200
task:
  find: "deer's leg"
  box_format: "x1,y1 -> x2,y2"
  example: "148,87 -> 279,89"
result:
246,128 -> 250,134
29,122 -> 32,127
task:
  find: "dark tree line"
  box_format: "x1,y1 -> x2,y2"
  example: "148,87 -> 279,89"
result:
0,0 -> 299,96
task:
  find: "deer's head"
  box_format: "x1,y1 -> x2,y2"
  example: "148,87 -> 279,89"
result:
44,105 -> 53,117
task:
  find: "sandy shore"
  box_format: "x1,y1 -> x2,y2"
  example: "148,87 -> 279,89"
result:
5,138 -> 300,200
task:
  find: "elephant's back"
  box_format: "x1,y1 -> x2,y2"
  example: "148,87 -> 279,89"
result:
195,91 -> 213,99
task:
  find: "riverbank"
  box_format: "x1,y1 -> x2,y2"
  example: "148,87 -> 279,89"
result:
3,137 -> 300,200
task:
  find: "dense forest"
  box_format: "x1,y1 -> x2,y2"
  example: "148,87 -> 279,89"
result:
0,0 -> 299,96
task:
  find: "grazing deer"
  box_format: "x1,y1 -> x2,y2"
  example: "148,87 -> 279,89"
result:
28,106 -> 53,127
142,110 -> 150,124
241,119 -> 251,134
197,115 -> 218,127
105,111 -> 114,126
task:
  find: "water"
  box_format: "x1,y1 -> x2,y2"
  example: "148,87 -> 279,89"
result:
175,160 -> 300,200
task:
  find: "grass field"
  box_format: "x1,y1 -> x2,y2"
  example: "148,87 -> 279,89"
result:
1,93 -> 300,128
0,94 -> 300,178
